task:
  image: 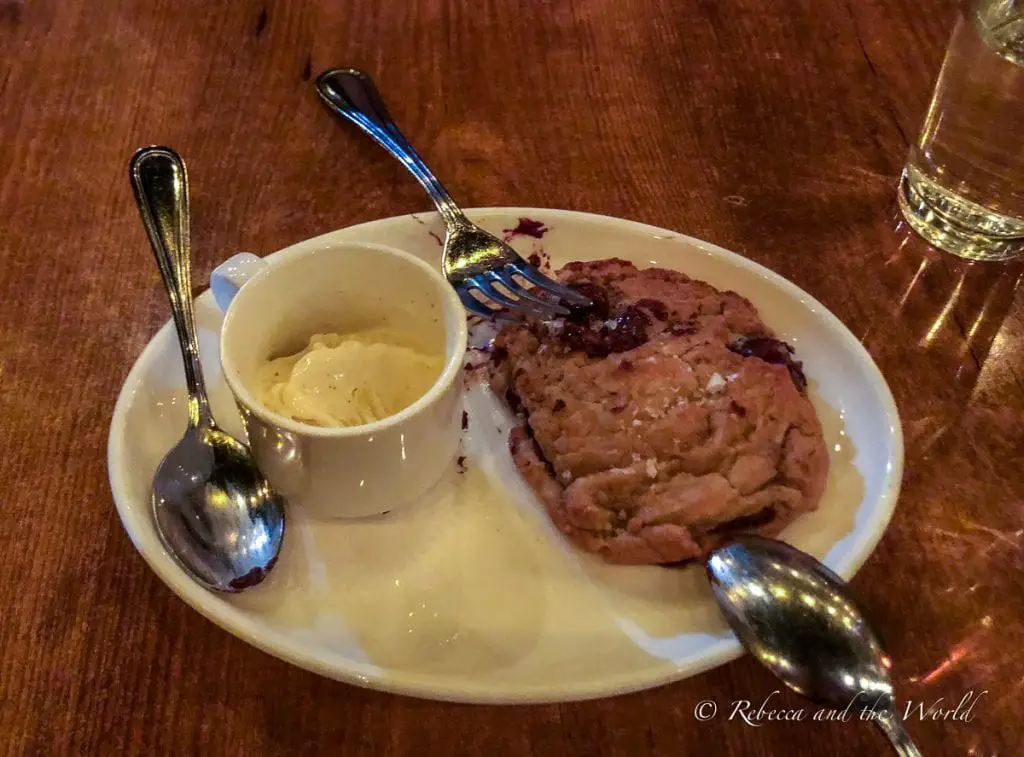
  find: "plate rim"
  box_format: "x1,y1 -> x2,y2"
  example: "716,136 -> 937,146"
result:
107,207 -> 904,704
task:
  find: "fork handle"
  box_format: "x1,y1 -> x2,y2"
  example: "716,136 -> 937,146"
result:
316,68 -> 466,229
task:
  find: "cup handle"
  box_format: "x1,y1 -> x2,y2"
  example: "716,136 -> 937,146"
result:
210,252 -> 267,313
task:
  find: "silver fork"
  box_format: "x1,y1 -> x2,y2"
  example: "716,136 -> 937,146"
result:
315,68 -> 592,319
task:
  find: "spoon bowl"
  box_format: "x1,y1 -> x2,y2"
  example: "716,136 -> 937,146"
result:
130,145 -> 286,593
706,536 -> 921,756
151,426 -> 285,591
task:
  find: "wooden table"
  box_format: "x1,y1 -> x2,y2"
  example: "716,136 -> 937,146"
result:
2,0 -> 1021,754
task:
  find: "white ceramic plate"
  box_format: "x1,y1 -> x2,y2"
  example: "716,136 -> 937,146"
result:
108,208 -> 903,704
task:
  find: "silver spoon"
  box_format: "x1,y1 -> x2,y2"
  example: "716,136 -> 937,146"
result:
705,536 -> 921,756
129,146 -> 286,593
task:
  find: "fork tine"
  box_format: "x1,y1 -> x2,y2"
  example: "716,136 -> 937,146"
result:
507,261 -> 593,306
471,277 -> 557,320
455,283 -> 500,318
456,281 -> 525,324
470,278 -> 519,310
487,270 -> 569,317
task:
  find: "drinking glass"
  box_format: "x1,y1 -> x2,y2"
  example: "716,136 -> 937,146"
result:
899,0 -> 1024,261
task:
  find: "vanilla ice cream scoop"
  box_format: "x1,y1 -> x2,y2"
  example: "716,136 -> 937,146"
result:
258,330 -> 444,427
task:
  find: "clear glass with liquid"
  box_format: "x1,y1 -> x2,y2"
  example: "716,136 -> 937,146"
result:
899,0 -> 1024,260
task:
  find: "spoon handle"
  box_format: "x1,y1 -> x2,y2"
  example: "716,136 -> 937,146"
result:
875,713 -> 923,757
315,68 -> 465,228
129,146 -> 212,428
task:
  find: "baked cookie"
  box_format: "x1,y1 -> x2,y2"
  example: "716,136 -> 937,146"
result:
491,258 -> 828,565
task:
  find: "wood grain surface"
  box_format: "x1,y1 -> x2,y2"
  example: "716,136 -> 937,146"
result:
2,0 -> 1022,754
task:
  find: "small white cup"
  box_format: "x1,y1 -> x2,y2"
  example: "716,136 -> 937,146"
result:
210,242 -> 468,519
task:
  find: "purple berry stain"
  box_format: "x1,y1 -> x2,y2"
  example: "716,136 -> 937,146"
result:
502,217 -> 549,241
728,335 -> 808,393
556,282 -> 651,358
